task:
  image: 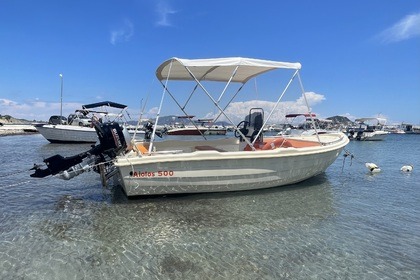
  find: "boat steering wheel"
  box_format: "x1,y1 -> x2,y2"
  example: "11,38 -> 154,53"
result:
234,120 -> 249,138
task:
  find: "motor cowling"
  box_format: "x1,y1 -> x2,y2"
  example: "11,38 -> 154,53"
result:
93,122 -> 131,157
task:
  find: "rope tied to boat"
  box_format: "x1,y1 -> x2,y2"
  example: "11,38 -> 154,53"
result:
0,180 -> 32,189
0,169 -> 56,189
341,148 -> 388,174
0,167 -> 36,178
341,149 -> 354,171
51,158 -> 117,180
0,166 -> 44,188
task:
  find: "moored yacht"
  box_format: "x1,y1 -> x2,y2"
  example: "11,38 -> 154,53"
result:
347,118 -> 389,141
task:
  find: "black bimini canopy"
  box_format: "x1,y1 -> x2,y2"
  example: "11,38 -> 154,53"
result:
82,101 -> 127,110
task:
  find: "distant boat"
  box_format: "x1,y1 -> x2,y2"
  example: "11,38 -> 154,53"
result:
401,123 -> 420,134
166,116 -> 227,136
35,123 -> 99,143
347,117 -> 389,141
276,113 -> 333,136
36,101 -> 144,143
383,124 -> 405,134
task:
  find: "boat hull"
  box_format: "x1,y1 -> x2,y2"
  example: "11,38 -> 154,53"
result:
113,135 -> 348,196
35,124 -> 98,143
357,131 -> 389,141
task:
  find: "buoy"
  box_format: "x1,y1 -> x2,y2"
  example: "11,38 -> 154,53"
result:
365,162 -> 381,173
400,165 -> 413,172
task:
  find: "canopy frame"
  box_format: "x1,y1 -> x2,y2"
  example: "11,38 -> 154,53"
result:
149,57 -> 311,152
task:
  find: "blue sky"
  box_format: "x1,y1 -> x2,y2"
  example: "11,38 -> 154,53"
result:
0,0 -> 419,125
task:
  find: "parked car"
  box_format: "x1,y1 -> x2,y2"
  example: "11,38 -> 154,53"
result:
48,115 -> 68,125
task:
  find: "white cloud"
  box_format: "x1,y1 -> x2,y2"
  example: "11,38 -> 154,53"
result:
155,1 -> 177,27
205,92 -> 326,124
1,91 -> 325,124
0,99 -> 84,121
296,91 -> 325,106
0,98 -> 18,107
144,106 -> 159,117
340,113 -> 357,122
377,12 -> 420,43
110,18 -> 134,45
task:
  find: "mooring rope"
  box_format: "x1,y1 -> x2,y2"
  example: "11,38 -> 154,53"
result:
0,167 -> 37,178
341,148 -> 384,173
0,180 -> 32,188
341,148 -> 370,171
49,158 -> 117,178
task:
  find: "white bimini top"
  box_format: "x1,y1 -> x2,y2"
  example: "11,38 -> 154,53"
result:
156,57 -> 302,83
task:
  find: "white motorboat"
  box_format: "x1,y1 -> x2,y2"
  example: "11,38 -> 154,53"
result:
347,118 -> 389,141
402,123 -> 420,134
35,124 -> 99,143
31,57 -> 349,196
36,101 -> 144,143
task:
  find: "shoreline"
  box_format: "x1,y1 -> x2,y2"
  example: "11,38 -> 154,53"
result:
0,124 -> 39,137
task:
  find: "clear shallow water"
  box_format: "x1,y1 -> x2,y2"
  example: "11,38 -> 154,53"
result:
0,134 -> 419,279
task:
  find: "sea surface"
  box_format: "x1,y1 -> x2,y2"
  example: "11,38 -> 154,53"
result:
0,133 -> 419,279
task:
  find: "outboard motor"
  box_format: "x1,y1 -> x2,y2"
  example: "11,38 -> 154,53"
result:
94,121 -> 131,158
143,121 -> 154,141
143,121 -> 166,141
30,121 -> 131,180
356,130 -> 363,141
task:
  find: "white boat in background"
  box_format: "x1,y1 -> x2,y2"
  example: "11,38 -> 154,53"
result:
35,124 -> 98,143
402,123 -> 420,134
166,116 -> 227,136
36,101 -> 143,143
32,57 -> 349,197
275,113 -> 336,136
383,124 -> 405,134
347,117 -> 389,141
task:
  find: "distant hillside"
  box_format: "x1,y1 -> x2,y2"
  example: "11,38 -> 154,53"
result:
326,115 -> 354,125
0,115 -> 34,124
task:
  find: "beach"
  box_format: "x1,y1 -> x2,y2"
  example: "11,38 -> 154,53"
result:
0,124 -> 38,136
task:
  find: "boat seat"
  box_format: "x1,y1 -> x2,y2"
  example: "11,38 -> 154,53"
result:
135,144 -> 184,155
243,141 -> 265,151
195,145 -> 226,152
285,138 -> 321,148
262,138 -> 320,150
134,143 -> 149,154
